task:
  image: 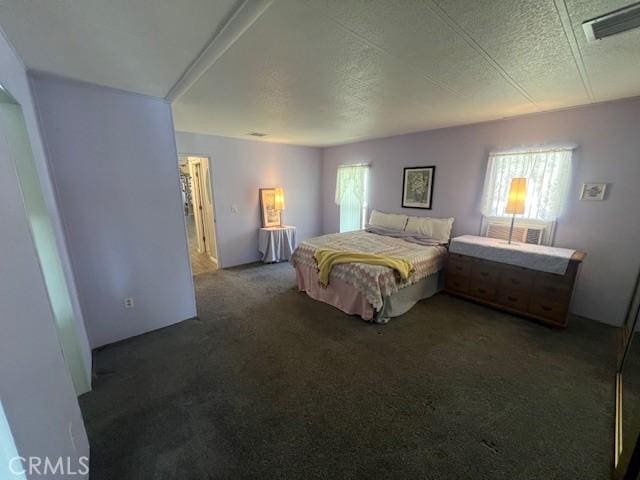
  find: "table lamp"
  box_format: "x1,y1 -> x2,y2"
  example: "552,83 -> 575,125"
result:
274,187 -> 285,226
505,178 -> 527,244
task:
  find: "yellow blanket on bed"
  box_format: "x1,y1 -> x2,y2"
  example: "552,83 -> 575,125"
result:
314,249 -> 414,287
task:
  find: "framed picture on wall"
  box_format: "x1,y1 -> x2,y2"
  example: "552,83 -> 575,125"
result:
259,188 -> 281,227
580,183 -> 607,201
402,166 -> 435,209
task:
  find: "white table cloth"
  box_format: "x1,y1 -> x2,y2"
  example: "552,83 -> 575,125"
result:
258,226 -> 296,263
449,235 -> 575,274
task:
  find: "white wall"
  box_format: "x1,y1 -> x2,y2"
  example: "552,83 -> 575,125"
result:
0,30 -> 89,477
31,73 -> 197,348
322,99 -> 640,326
0,36 -> 91,386
175,131 -> 322,268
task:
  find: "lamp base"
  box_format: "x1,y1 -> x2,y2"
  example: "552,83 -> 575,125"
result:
507,213 -> 516,244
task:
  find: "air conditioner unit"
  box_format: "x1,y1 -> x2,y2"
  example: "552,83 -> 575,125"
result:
485,220 -> 545,245
583,2 -> 640,42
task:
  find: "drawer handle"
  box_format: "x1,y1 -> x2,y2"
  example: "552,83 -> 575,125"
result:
480,272 -> 489,277
478,288 -> 487,294
541,305 -> 552,312
511,279 -> 521,285
455,266 -> 463,271
453,282 -> 461,287
507,296 -> 518,302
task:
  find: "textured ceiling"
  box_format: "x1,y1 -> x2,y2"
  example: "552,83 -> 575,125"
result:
1,0 -> 638,146
172,0 -> 640,145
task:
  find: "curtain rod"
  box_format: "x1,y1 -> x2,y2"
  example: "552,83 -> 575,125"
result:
489,147 -> 575,157
337,163 -> 370,168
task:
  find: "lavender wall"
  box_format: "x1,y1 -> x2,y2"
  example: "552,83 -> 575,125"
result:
175,132 -> 322,268
0,31 -> 88,475
322,99 -> 640,326
31,73 -> 197,348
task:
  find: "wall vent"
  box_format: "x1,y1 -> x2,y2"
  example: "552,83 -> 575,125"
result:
247,131 -> 268,137
583,2 -> 640,42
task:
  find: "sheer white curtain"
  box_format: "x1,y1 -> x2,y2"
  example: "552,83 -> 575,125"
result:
335,164 -> 369,232
481,149 -> 572,221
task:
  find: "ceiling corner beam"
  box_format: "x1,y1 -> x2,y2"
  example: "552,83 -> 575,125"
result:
552,0 -> 596,103
166,0 -> 273,103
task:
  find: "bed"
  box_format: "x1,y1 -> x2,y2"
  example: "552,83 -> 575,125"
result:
291,212 -> 453,323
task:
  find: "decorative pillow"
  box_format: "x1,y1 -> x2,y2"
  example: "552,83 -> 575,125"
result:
405,216 -> 455,243
368,210 -> 409,231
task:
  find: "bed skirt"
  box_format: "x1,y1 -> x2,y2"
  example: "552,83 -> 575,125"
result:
294,264 -> 442,323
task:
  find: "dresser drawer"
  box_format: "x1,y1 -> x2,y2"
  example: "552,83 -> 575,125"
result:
496,287 -> 531,311
528,298 -> 569,324
468,279 -> 497,301
499,268 -> 534,291
470,261 -> 502,283
447,256 -> 471,276
535,270 -> 573,286
446,273 -> 469,293
533,274 -> 572,299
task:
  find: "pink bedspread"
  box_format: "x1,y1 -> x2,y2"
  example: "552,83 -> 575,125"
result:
296,264 -> 376,320
291,230 -> 447,314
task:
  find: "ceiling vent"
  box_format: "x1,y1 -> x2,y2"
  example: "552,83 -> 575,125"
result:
247,131 -> 268,137
583,2 -> 640,42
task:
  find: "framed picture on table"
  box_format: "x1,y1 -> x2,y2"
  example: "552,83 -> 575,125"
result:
259,188 -> 281,227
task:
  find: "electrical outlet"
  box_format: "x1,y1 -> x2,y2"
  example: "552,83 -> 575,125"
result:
124,298 -> 134,309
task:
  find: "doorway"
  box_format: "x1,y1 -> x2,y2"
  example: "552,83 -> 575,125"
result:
0,85 -> 90,394
179,155 -> 218,276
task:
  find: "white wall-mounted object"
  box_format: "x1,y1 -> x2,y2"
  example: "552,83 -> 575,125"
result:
580,183 -> 607,201
583,2 -> 640,43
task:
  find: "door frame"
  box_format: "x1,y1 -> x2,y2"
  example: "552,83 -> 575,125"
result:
0,86 -> 91,394
178,154 -> 219,267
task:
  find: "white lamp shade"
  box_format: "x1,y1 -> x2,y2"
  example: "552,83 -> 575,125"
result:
505,178 -> 527,215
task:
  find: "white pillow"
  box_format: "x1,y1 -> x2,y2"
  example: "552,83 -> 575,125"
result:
405,216 -> 454,243
369,210 -> 408,231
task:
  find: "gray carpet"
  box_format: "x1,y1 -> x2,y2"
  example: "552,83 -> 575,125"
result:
79,262 -> 617,479
186,215 -> 217,276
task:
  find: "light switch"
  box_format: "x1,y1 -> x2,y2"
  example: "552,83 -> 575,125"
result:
231,204 -> 238,213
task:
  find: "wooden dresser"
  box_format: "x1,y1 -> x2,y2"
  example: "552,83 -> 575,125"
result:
445,241 -> 585,328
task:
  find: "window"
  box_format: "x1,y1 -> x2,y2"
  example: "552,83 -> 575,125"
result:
335,164 -> 369,232
480,149 -> 572,244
